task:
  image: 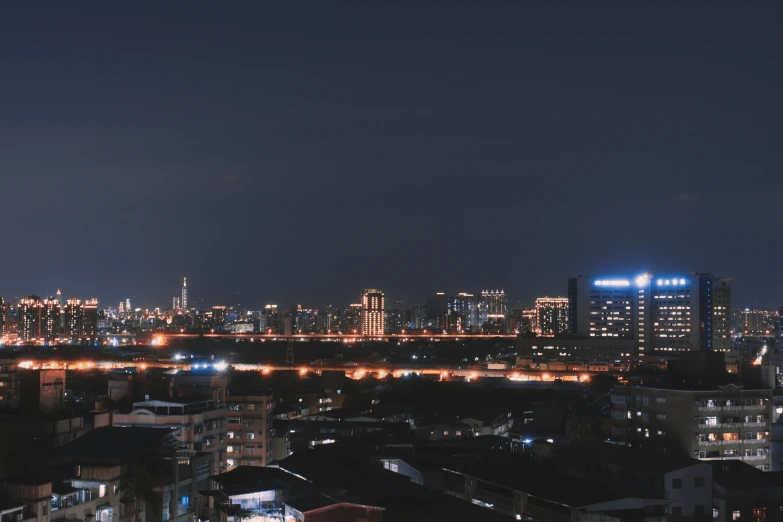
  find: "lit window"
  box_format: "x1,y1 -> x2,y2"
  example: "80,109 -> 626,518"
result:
732,511 -> 740,521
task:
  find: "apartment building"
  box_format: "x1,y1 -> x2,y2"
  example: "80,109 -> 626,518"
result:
112,398 -> 228,474
225,393 -> 274,470
611,384 -> 773,471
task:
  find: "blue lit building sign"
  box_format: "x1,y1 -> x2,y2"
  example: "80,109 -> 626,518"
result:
655,278 -> 688,286
593,279 -> 630,287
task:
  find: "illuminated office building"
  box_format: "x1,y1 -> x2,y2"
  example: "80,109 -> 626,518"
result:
173,296 -> 181,310
448,293 -> 479,331
534,297 -> 569,336
125,298 -> 131,314
361,289 -> 385,336
569,272 -> 731,355
182,277 -> 188,310
568,276 -> 635,339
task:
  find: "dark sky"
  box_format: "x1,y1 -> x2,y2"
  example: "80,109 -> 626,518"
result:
2,1 -> 782,310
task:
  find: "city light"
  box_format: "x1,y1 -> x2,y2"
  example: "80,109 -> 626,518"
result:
213,361 -> 228,371
594,279 -> 630,287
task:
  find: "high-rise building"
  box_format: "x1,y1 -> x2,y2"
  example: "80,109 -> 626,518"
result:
568,276 -> 635,339
481,290 -> 508,326
636,273 -> 732,354
412,304 -> 427,330
261,304 -> 280,334
534,297 -> 569,336
294,305 -> 317,334
42,298 -> 61,343
83,299 -> 98,340
448,293 -> 479,331
182,277 -> 188,310
173,296 -> 181,310
361,289 -> 385,336
569,273 -> 732,355
18,296 -> 44,342
125,298 -> 131,314
734,308 -> 777,336
426,293 -> 448,329
118,301 -> 125,315
212,306 -> 227,327
63,298 -> 84,342
55,289 -> 62,307
344,304 -> 362,334
0,298 -> 8,340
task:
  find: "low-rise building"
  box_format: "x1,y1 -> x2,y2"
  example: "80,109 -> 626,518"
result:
112,398 -> 227,474
225,394 -> 274,470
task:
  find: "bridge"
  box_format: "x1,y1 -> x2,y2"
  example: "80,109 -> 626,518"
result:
15,358 -> 594,383
98,332 -> 518,343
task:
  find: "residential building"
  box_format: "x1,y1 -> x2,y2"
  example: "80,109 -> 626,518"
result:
556,442 -> 713,521
535,297 -> 569,336
63,298 -> 84,342
0,360 -> 20,408
481,290 -> 507,328
226,394 -> 274,469
361,289 -> 385,336
112,398 -> 228,474
610,383 -> 773,471
20,369 -> 66,414
18,295 -> 44,342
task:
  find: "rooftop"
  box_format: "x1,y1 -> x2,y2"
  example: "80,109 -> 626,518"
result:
51,427 -> 179,464
285,494 -> 341,513
211,466 -> 311,496
558,442 -> 703,475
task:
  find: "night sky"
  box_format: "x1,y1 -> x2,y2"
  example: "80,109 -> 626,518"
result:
2,2 -> 782,310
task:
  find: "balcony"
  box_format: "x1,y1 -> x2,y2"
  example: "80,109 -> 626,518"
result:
697,406 -> 720,413
696,440 -> 721,447
744,405 -> 767,412
744,438 -> 767,445
743,455 -> 767,461
697,423 -> 721,430
744,421 -> 768,428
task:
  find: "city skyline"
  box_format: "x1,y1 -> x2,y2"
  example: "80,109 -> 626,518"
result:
3,268 -> 779,313
1,3 -> 782,310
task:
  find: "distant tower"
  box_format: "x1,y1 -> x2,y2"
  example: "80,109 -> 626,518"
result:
182,277 -> 188,310
56,289 -> 63,307
361,289 -> 386,336
125,298 -> 131,313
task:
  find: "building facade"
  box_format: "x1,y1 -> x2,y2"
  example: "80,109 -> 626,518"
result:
226,394 -> 274,470
112,399 -> 228,474
535,297 -> 569,336
361,289 -> 385,336
610,384 -> 773,471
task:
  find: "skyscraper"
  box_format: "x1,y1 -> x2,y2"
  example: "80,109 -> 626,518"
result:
42,298 -> 61,343
636,273 -> 732,354
534,297 -> 569,336
568,276 -> 635,339
182,277 -> 188,309
481,290 -> 508,329
83,298 -> 98,340
0,297 -> 8,340
125,298 -> 131,314
63,298 -> 84,342
18,296 -> 44,342
173,296 -> 181,310
361,289 -> 385,336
